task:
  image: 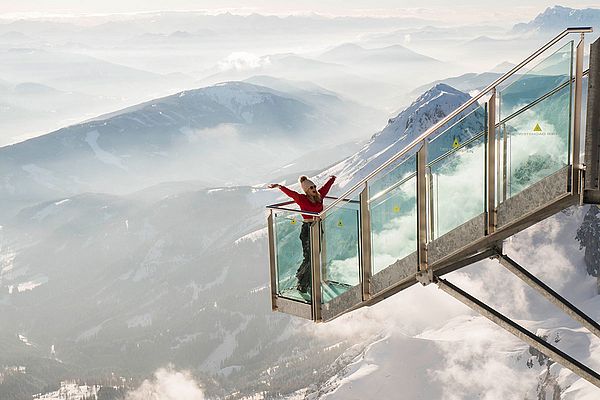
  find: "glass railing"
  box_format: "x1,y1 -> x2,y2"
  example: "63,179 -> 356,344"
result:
498,41 -> 573,199
266,28 -> 591,321
369,155 -> 417,274
500,85 -> 572,198
428,105 -> 487,239
273,210 -> 313,303
320,195 -> 361,303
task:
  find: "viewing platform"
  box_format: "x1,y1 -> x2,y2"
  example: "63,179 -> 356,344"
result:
266,27 -> 600,388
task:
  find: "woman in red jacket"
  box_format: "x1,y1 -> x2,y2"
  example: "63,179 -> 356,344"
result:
269,175 -> 336,293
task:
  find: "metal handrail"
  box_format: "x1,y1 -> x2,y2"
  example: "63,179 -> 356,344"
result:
266,195 -> 359,213
499,67 -> 590,126
315,27 -> 592,217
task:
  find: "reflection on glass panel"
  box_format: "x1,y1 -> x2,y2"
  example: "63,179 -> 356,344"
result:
428,104 -> 486,239
502,84 -> 571,198
369,154 -> 417,202
428,105 -> 487,162
370,175 -> 417,274
321,199 -> 360,303
500,41 -> 572,118
274,211 -> 312,303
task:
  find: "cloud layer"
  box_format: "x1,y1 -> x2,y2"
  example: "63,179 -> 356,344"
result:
126,366 -> 205,400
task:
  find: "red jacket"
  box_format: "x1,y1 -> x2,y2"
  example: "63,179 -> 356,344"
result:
279,176 -> 335,220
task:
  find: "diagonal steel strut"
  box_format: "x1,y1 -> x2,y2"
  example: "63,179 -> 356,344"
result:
436,277 -> 600,389
495,253 -> 600,340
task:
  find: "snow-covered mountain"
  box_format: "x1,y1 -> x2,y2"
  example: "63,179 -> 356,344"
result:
0,80 -> 378,220
512,6 -> 600,35
319,83 -> 478,189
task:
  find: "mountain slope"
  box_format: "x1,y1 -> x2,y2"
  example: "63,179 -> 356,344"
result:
0,80 -> 378,219
319,83 -> 479,189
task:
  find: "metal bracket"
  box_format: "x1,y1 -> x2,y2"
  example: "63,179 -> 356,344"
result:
416,269 -> 434,286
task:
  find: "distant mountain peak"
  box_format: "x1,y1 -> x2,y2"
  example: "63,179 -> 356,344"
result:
419,83 -> 463,99
512,6 -> 600,33
321,84 -> 473,187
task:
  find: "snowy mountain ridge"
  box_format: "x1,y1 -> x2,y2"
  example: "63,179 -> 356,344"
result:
0,79 -> 377,220
512,6 -> 600,35
319,83 -> 474,188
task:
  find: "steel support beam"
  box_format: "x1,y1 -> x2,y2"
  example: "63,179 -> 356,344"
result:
359,183 -> 373,301
436,277 -> 600,389
310,219 -> 323,321
495,253 -> 600,340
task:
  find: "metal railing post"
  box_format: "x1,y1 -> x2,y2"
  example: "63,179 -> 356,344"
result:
572,34 -> 585,193
584,38 -> 600,198
267,211 -> 278,311
310,218 -> 323,321
359,183 -> 372,301
427,165 -> 435,240
486,90 -> 497,234
417,144 -> 429,273
502,122 -> 508,201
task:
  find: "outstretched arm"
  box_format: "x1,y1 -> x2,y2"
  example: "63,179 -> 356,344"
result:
268,183 -> 301,202
318,175 -> 336,197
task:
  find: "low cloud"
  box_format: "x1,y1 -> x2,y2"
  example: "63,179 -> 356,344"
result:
218,52 -> 271,71
125,366 -> 205,400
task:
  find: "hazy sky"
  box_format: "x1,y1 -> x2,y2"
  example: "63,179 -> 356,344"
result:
1,1 -> 598,23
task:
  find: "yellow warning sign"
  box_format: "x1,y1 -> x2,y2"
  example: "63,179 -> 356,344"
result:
290,218 -> 297,225
533,123 -> 542,133
337,219 -> 344,228
452,137 -> 460,149
393,205 -> 401,213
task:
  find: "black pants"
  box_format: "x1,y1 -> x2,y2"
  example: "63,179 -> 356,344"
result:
296,222 -> 311,292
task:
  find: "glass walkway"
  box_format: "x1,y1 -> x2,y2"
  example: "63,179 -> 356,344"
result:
266,27 -> 600,387
267,27 -> 598,322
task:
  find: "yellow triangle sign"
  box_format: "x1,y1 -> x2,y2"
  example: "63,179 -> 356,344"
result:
290,218 -> 297,225
533,123 -> 542,132
337,219 -> 344,228
393,205 -> 401,213
452,137 -> 460,149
